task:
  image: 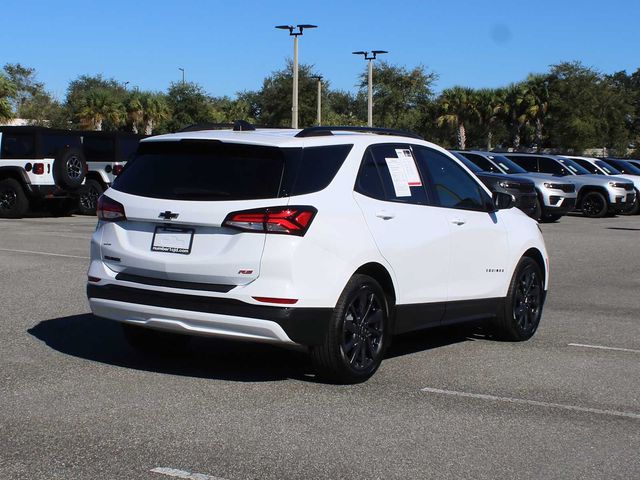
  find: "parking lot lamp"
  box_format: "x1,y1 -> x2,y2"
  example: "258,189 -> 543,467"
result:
276,24 -> 318,129
312,75 -> 323,125
178,67 -> 185,84
352,50 -> 388,127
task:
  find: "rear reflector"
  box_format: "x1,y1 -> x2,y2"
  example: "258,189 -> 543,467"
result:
97,195 -> 126,222
223,206 -> 317,236
252,296 -> 299,305
33,163 -> 44,175
88,276 -> 101,283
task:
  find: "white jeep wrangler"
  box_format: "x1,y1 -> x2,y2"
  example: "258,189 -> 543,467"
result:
0,126 -> 87,218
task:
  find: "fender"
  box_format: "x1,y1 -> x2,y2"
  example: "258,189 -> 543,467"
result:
0,166 -> 33,194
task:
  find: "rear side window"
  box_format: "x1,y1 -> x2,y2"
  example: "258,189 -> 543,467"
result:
285,144 -> 353,196
41,134 -> 82,157
355,144 -> 428,205
83,136 -> 115,162
1,133 -> 35,159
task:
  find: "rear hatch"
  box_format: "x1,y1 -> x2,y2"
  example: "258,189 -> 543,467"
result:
100,139 -> 290,289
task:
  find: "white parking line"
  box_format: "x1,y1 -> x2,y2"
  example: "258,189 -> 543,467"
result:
568,343 -> 640,354
420,387 -> 640,420
151,467 -> 227,480
0,247 -> 89,259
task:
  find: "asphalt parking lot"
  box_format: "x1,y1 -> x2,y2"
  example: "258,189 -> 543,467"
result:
1,214 -> 639,480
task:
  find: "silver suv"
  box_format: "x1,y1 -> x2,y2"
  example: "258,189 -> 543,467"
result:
453,151 -> 577,222
504,153 -> 635,218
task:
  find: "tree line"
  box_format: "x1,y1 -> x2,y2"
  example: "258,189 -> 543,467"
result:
0,60 -> 638,155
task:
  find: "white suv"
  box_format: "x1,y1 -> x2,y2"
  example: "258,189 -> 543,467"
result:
87,125 -> 549,383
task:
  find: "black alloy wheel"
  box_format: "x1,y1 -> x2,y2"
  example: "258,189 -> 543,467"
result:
492,256 -> 544,341
581,191 -> 608,218
0,178 -> 29,218
78,179 -> 103,215
341,286 -> 385,371
512,263 -> 543,337
311,274 -> 389,384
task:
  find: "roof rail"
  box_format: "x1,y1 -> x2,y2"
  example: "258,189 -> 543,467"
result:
295,126 -> 423,140
178,120 -> 257,133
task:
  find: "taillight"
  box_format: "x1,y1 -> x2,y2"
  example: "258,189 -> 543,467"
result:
113,164 -> 124,176
223,206 -> 317,236
33,163 -> 44,175
97,195 -> 126,222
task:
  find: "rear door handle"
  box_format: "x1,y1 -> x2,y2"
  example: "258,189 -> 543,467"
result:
375,210 -> 395,220
451,218 -> 466,226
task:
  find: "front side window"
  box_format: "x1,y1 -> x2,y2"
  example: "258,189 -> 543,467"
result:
506,155 -> 538,173
537,157 -> 568,176
594,160 -> 621,175
414,147 -> 488,211
572,158 -> 601,174
460,152 -> 499,173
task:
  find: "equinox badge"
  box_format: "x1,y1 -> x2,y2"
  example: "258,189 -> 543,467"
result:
159,211 -> 179,220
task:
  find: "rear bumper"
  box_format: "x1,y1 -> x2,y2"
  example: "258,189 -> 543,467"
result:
87,284 -> 332,346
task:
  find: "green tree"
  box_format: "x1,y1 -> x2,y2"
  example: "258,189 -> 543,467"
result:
436,86 -> 479,150
66,75 -> 127,130
523,74 -> 550,149
77,88 -> 125,130
2,63 -> 45,114
139,92 -> 171,134
359,62 -> 436,132
165,81 -> 215,132
0,73 -> 16,122
475,88 -> 504,150
501,83 -> 532,149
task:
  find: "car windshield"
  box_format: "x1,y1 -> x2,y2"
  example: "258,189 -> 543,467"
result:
451,152 -> 482,172
488,154 -> 528,174
557,158 -> 591,175
609,159 -> 640,175
594,160 -> 621,175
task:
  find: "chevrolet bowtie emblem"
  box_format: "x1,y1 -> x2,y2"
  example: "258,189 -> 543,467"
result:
159,211 -> 179,220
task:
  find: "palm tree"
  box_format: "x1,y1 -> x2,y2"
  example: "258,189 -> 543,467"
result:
436,86 -> 479,150
502,83 -> 532,149
476,88 -> 504,150
139,92 -> 170,135
77,89 -> 124,130
523,74 -> 550,150
125,92 -> 143,134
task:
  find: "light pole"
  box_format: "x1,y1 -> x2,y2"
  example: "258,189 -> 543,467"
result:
178,67 -> 185,84
312,75 -> 322,126
124,81 -> 130,90
352,50 -> 388,127
276,24 -> 317,129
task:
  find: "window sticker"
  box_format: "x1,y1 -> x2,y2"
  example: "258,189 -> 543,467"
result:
385,157 -> 411,197
395,149 -> 422,186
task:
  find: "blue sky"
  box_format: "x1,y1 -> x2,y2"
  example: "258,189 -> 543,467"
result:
2,0 -> 638,100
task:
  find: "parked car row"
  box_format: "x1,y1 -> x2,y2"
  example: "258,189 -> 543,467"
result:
451,151 -> 639,221
0,126 -> 145,218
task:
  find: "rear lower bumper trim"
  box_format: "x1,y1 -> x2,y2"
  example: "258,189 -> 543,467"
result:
87,284 -> 332,345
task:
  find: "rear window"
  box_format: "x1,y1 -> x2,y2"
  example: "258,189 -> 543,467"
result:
113,140 -> 351,201
83,136 -> 115,162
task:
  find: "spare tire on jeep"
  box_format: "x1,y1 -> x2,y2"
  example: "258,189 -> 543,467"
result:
53,147 -> 86,190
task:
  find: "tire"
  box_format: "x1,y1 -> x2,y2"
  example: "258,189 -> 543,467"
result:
53,147 -> 86,190
620,189 -> 640,216
48,198 -> 76,217
310,274 -> 390,384
121,323 -> 191,356
532,197 -> 543,221
581,191 -> 608,218
0,178 -> 29,218
540,213 -> 562,223
77,179 -> 103,215
493,257 -> 544,341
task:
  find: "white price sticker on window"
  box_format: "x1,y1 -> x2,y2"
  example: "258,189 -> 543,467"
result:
395,149 -> 422,186
385,157 -> 411,197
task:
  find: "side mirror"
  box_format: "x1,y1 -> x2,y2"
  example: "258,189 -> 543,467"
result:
492,191 -> 516,210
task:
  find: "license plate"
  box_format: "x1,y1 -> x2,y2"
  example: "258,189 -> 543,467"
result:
151,226 -> 194,255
